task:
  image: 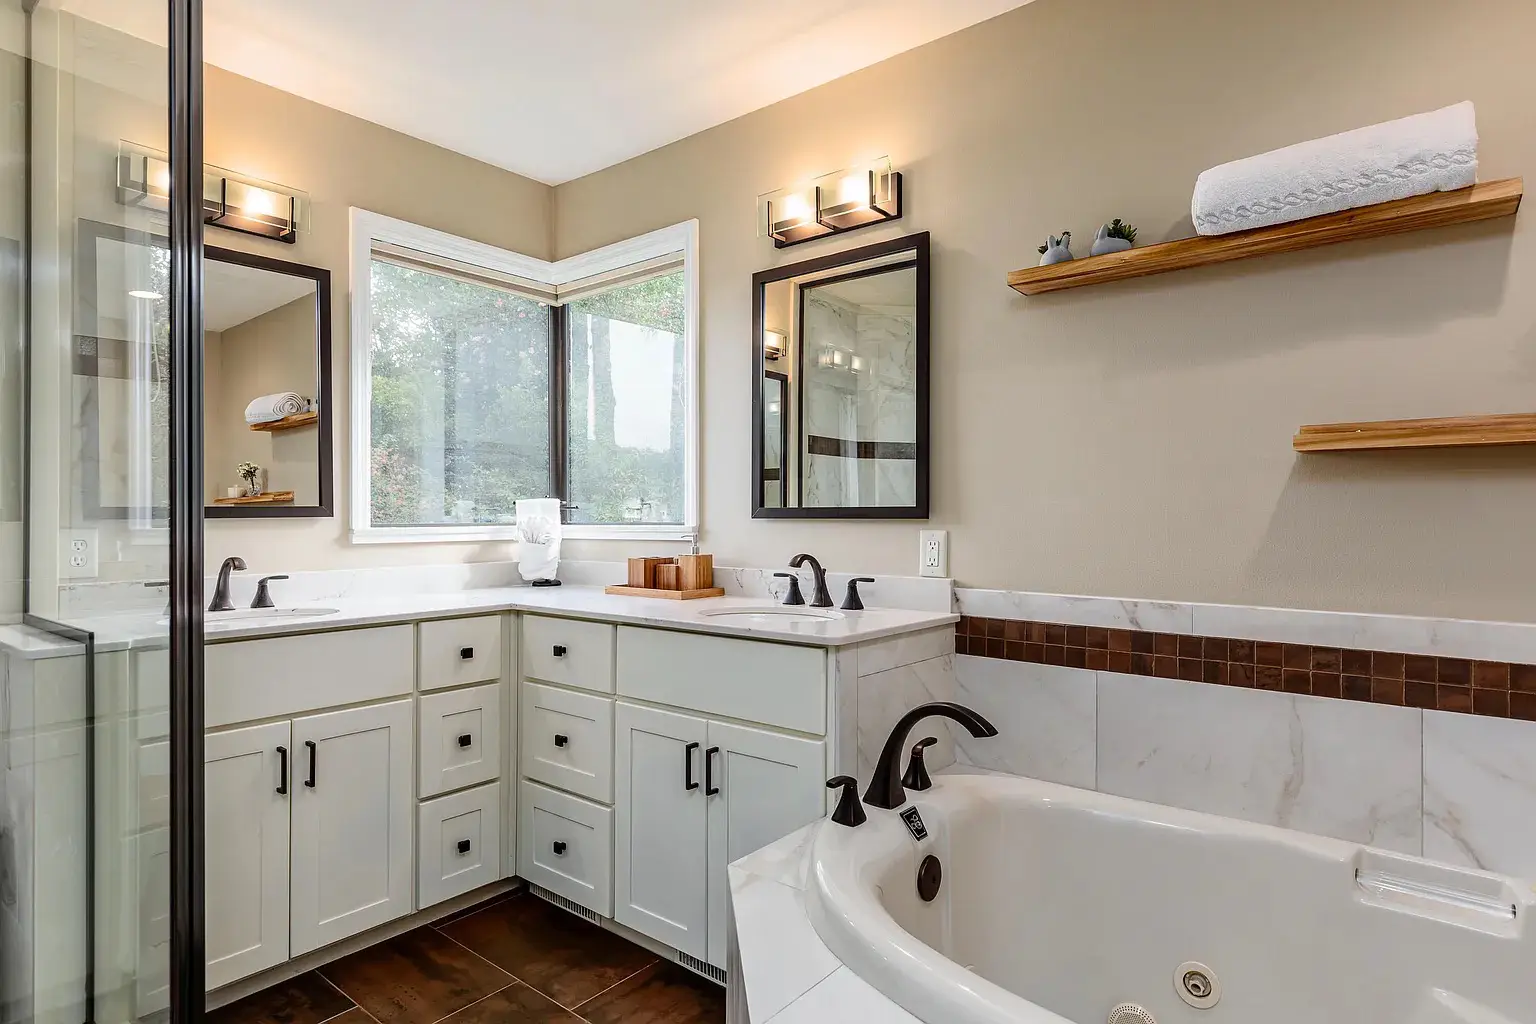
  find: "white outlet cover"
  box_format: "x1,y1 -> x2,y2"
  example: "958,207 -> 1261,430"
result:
60,529 -> 99,579
919,529 -> 948,578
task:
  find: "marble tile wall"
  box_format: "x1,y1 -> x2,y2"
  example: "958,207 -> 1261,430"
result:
851,627 -> 957,781
951,653 -> 1536,880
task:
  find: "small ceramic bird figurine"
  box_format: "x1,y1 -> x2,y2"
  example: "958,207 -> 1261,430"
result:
1037,231 -> 1074,266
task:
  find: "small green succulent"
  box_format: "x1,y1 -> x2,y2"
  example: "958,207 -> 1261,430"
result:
1106,218 -> 1138,243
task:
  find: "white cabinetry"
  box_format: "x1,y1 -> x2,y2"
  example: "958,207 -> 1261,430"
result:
290,700 -> 415,955
205,722 -> 291,988
614,702 -> 711,957
613,700 -> 825,969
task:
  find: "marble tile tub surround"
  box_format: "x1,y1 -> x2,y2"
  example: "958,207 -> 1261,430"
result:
951,653 -> 1536,881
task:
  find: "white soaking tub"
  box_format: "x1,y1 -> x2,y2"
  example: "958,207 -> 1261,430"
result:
805,772 -> 1534,1024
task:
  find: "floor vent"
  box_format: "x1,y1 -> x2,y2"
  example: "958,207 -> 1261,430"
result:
677,952 -> 727,986
528,884 -> 602,925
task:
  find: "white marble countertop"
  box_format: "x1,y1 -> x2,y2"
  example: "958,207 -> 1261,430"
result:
4,585 -> 957,659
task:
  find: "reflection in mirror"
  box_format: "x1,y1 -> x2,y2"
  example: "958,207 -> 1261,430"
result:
74,221 -> 332,520
752,232 -> 928,518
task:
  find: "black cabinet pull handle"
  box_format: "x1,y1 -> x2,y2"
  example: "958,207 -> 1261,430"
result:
276,745 -> 288,795
552,644 -> 567,657
304,740 -> 317,788
684,741 -> 699,791
705,746 -> 720,796
457,733 -> 472,748
552,841 -> 567,855
459,646 -> 474,660
456,839 -> 471,855
554,733 -> 568,747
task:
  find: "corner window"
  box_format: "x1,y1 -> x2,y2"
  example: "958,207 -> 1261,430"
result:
349,211 -> 698,542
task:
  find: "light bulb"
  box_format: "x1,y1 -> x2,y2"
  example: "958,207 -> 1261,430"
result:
837,173 -> 867,208
781,190 -> 813,225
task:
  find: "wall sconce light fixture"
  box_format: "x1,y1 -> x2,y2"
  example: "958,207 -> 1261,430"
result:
758,157 -> 902,249
763,329 -> 787,361
116,142 -> 308,244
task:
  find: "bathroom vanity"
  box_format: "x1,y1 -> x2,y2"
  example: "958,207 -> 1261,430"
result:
7,579 -> 954,1015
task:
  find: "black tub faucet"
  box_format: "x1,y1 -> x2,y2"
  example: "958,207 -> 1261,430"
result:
788,553 -> 833,608
208,556 -> 247,612
864,702 -> 998,810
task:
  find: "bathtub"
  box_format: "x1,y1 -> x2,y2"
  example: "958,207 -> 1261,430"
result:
804,772 -> 1535,1024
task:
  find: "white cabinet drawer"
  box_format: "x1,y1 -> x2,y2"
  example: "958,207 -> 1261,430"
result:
520,682 -> 613,803
518,780 -> 613,917
616,626 -> 827,735
419,683 -> 503,798
418,783 -> 502,909
522,616 -> 614,693
419,616 -> 503,692
206,626 -> 414,729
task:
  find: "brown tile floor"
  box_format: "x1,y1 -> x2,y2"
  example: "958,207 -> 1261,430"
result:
209,893 -> 726,1024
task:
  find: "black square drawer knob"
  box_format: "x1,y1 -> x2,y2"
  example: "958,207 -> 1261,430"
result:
456,839 -> 471,855
457,733 -> 472,747
552,841 -> 567,855
459,647 -> 474,660
552,645 -> 567,658
554,734 -> 568,747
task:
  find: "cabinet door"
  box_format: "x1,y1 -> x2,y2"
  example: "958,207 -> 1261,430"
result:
614,701 -> 709,958
705,721 -> 825,968
290,700 -> 413,955
205,721 -> 292,988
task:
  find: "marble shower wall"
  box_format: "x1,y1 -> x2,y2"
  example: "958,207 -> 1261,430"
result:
953,653 -> 1536,880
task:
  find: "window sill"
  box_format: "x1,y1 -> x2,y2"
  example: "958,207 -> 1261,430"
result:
350,524 -> 698,545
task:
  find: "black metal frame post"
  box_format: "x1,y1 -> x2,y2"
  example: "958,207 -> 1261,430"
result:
168,0 -> 206,1021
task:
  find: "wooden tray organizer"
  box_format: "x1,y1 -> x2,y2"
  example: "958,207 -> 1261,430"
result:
605,555 -> 724,600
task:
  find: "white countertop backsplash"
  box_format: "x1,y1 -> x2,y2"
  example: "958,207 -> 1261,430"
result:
14,560 -> 957,659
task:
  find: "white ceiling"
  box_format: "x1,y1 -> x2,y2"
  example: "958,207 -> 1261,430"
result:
204,259 -> 314,332
63,0 -> 1035,184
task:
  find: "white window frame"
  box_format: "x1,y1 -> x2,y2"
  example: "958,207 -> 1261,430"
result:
348,208 -> 700,544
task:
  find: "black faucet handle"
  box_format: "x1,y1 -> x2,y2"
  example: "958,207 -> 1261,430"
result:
826,776 -> 867,828
841,577 -> 876,611
251,575 -> 289,609
773,572 -> 805,606
901,737 -> 938,793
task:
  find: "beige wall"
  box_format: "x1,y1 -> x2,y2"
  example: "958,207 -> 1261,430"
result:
205,296 -> 321,504
201,62 -> 554,570
554,0 -> 1536,621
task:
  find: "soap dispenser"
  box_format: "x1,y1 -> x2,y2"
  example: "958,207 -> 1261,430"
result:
901,737 -> 939,793
826,776 -> 867,827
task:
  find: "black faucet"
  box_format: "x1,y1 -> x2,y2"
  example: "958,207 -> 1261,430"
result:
788,553 -> 833,608
208,556 -> 247,612
251,575 -> 289,609
863,702 -> 998,810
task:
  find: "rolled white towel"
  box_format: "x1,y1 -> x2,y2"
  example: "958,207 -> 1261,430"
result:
1192,102 -> 1478,236
244,392 -> 308,424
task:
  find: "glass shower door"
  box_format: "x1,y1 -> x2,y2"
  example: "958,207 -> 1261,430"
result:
3,3 -> 203,1024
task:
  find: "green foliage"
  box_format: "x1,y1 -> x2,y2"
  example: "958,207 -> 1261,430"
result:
367,259 -> 686,529
1107,218 -> 1138,243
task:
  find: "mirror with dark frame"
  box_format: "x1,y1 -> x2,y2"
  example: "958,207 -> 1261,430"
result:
751,231 -> 928,519
75,220 -> 333,520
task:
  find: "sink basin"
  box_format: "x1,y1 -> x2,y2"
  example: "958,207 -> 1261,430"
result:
158,607 -> 340,629
696,607 -> 845,625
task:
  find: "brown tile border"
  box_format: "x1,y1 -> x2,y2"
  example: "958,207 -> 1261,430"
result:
955,616 -> 1536,721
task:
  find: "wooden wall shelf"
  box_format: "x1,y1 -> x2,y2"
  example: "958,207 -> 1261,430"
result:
212,490 -> 296,505
249,411 -> 317,432
1294,413 -> 1536,452
1008,178 -> 1523,296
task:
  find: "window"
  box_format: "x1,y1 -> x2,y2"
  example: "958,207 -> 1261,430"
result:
349,210 -> 698,542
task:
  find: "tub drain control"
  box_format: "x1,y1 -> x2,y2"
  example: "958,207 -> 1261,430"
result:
1175,962 -> 1220,1009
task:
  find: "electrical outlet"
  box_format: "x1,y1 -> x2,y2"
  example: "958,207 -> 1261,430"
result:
60,529 -> 99,579
919,529 -> 948,578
